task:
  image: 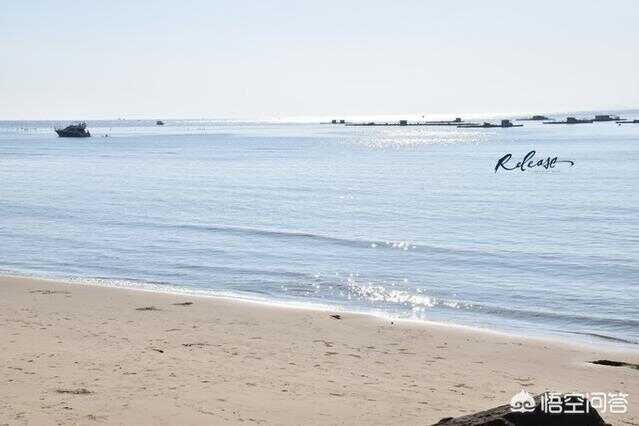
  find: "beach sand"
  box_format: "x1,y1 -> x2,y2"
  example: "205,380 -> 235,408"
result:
1,275 -> 637,425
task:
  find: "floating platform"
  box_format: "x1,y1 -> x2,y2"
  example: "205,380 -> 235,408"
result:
457,120 -> 522,129
344,118 -> 474,127
418,118 -> 466,126
517,115 -> 550,121
544,117 -> 594,125
593,114 -> 622,122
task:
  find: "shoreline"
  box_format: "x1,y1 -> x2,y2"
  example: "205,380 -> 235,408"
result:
1,271 -> 636,353
1,274 -> 638,425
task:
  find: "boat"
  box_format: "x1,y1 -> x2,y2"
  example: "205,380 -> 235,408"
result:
55,122 -> 91,137
458,120 -> 522,129
156,120 -> 165,126
617,119 -> 639,124
543,117 -> 593,125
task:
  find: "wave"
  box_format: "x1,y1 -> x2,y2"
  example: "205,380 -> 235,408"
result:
560,331 -> 638,345
339,278 -> 639,331
107,220 -> 637,262
96,221 -> 639,280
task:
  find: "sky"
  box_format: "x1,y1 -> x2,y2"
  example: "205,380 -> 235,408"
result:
1,0 -> 638,119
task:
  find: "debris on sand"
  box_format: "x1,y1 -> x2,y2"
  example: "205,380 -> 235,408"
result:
135,306 -> 160,311
173,302 -> 194,306
591,359 -> 639,370
30,289 -> 71,295
329,314 -> 342,320
56,388 -> 93,395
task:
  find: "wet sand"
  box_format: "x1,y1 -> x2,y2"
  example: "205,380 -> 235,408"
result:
1,275 -> 637,425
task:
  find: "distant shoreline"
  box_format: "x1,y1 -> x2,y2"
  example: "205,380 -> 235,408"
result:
1,107 -> 638,124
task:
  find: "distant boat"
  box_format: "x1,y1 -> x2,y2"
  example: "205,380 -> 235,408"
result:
156,120 -> 165,126
55,122 -> 91,137
543,117 -> 593,125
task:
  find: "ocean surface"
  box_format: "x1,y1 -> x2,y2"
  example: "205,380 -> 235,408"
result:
1,111 -> 638,347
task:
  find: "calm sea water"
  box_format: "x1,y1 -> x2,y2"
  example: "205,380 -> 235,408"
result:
1,113 -> 638,346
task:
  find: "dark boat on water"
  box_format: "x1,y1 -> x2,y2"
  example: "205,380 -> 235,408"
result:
544,117 -> 593,125
55,122 -> 91,137
156,120 -> 165,125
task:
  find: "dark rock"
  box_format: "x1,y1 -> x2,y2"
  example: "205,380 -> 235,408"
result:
432,393 -> 610,425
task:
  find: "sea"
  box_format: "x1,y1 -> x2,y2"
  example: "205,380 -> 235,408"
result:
1,110 -> 638,347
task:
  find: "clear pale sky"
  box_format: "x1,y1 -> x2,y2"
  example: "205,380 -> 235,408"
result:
1,0 -> 637,119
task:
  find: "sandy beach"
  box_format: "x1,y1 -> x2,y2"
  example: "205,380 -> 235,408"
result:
1,275 -> 637,425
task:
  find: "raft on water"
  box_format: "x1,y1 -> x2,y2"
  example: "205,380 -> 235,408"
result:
457,120 -> 522,129
544,117 -> 593,125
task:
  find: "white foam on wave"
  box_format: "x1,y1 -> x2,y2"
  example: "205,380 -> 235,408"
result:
341,274 -> 475,318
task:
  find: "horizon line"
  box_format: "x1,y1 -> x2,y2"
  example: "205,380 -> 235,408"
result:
2,105 -> 639,123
